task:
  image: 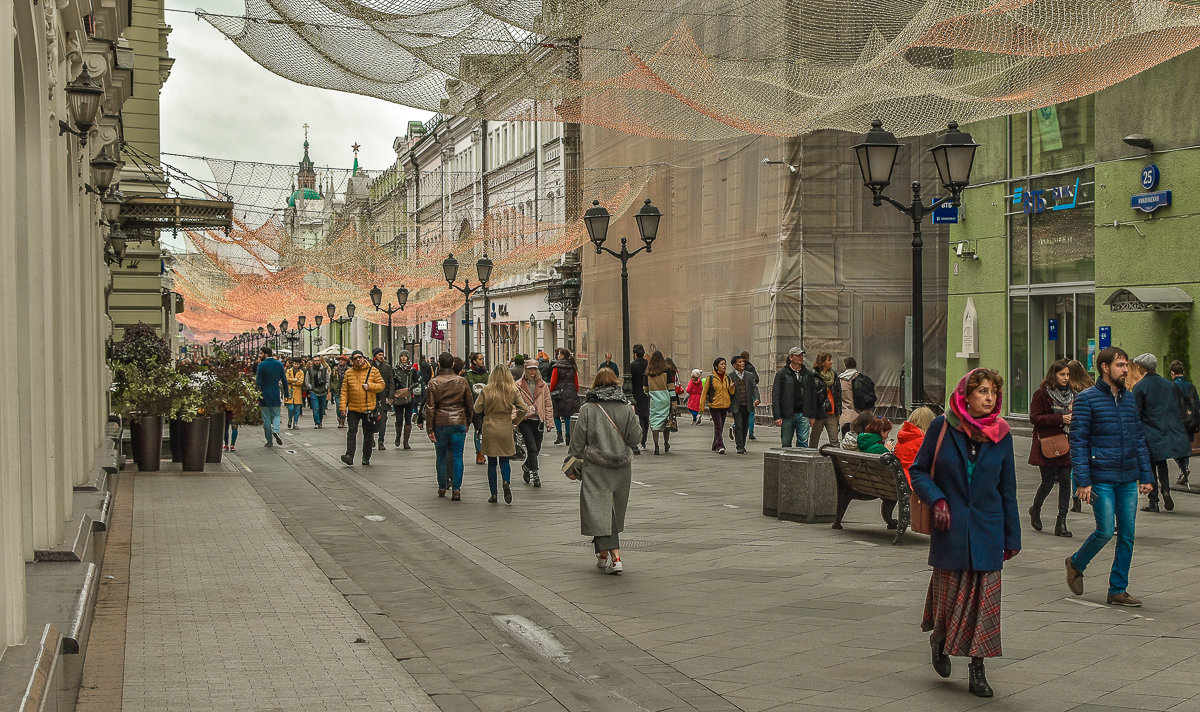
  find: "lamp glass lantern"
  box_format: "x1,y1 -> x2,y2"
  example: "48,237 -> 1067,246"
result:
476,254 -> 493,284
397,285 -> 409,309
314,314 -> 323,327
326,303 -> 336,320
852,119 -> 902,193
442,254 -> 460,284
583,200 -> 611,251
369,284 -> 383,309
267,323 -> 276,335
634,198 -> 661,248
101,187 -> 124,224
66,65 -> 104,133
257,326 -> 264,335
91,152 -> 121,194
928,121 -> 979,197
297,314 -> 306,329
280,319 -> 289,332
108,228 -> 127,259
346,301 -> 356,319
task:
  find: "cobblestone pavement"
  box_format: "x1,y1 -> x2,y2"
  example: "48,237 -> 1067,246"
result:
120,474 -> 441,712
108,417 -> 1200,712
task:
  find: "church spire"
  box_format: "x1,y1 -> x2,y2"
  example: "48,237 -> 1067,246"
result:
297,123 -> 317,191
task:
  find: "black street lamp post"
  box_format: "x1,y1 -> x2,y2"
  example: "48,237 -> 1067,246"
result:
546,261 -> 583,355
327,302 -> 355,355
303,314 -> 324,357
266,322 -> 278,352
583,198 -> 661,392
853,120 -> 978,407
442,254 -> 493,361
369,285 -> 408,363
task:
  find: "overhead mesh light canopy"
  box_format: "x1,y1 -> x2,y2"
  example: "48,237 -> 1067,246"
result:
204,0 -> 1200,140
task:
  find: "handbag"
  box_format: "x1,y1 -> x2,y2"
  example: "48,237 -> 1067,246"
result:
665,409 -> 679,432
1039,432 -> 1070,459
393,387 -> 412,401
910,423 -> 949,535
363,364 -> 385,426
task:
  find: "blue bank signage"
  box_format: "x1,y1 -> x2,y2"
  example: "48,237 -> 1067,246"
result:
932,205 -> 959,224
1011,178 -> 1081,214
1132,164 -> 1172,213
1048,318 -> 1058,341
1099,326 -> 1111,349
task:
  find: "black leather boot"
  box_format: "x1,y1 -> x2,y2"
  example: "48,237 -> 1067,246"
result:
1028,506 -> 1042,532
968,658 -> 993,698
930,639 -> 951,678
1054,513 -> 1072,537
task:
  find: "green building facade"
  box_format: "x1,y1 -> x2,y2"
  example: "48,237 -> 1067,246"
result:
948,50 -> 1200,416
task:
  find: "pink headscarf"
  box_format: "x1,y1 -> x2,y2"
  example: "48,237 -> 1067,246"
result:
946,369 -> 1010,443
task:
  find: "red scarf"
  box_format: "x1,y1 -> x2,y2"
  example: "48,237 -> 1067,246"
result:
946,369 -> 1010,443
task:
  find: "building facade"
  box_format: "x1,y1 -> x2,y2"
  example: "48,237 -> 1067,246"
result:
948,48 -> 1200,416
1,0 -> 133,657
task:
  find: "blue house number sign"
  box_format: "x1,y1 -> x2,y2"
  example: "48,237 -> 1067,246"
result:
1132,164 -> 1171,213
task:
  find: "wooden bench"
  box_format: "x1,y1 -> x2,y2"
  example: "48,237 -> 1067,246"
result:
818,445 -> 913,545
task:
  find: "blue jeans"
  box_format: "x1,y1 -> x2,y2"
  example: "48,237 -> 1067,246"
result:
309,393 -> 327,425
473,426 -> 482,454
287,403 -> 303,424
487,457 -> 511,495
223,419 -> 238,446
434,425 -> 468,490
260,406 -> 281,443
1070,480 -> 1139,595
780,413 -> 810,448
555,416 -> 572,438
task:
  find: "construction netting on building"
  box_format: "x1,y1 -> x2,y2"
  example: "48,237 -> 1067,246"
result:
204,0 -> 1200,141
172,161 -> 656,340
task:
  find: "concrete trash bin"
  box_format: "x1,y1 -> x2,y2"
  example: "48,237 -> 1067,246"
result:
762,448 -> 785,516
776,449 -> 836,523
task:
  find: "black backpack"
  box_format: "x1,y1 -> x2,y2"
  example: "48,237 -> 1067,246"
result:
1177,381 -> 1200,435
851,373 -> 877,411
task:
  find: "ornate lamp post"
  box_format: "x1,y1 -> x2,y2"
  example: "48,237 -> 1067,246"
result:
853,120 -> 979,406
442,254 -> 493,361
328,302 -> 355,355
266,322 -> 278,352
303,314 -> 324,357
369,285 -> 408,363
583,197 -> 661,392
57,66 -> 104,146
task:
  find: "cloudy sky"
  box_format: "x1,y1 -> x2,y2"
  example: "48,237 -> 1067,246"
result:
160,0 -> 431,197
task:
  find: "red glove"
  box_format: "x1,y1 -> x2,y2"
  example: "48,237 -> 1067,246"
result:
932,499 -> 951,531
1003,549 -> 1020,561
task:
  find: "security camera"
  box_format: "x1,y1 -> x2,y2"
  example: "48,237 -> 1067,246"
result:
788,164 -> 799,174
954,241 -> 977,260
760,157 -> 771,164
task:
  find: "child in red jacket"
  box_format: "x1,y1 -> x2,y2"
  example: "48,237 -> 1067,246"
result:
685,369 -> 704,425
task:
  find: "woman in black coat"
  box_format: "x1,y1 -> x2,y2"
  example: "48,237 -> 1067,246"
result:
1028,359 -> 1074,537
909,368 -> 1020,699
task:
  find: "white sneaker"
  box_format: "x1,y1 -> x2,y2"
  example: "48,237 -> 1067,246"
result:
596,553 -> 608,569
718,447 -> 726,454
605,558 -> 623,575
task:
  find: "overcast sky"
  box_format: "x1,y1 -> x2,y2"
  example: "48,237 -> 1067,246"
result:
160,0 -> 431,194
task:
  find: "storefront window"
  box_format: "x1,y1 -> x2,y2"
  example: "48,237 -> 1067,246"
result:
1010,213 -> 1028,286
1029,170 -> 1095,284
1010,297 -> 1029,413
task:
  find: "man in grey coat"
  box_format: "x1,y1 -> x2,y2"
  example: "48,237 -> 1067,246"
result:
305,356 -> 331,428
729,354 -> 760,455
1131,353 -> 1191,512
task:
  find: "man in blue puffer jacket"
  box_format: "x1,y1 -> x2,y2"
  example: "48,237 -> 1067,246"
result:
1064,347 -> 1154,607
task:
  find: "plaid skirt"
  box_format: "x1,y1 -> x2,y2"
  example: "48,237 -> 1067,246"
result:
921,568 -> 1003,658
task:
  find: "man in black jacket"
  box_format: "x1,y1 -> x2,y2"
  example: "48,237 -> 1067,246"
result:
629,344 -> 649,450
371,348 -> 395,450
772,346 -> 811,447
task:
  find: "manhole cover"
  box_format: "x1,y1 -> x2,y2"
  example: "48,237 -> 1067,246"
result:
567,539 -> 658,550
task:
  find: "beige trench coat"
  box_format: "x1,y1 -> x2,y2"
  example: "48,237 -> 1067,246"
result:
473,387 -> 528,458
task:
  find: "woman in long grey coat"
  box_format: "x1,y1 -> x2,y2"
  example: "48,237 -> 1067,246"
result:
568,368 -> 642,574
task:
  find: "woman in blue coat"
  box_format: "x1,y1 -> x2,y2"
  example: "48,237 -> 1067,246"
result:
909,368 -> 1021,699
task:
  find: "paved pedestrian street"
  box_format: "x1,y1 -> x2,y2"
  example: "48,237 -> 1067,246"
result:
82,422 -> 1200,712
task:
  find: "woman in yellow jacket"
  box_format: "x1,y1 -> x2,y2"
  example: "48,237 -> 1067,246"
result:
701,357 -> 736,454
285,359 -> 306,429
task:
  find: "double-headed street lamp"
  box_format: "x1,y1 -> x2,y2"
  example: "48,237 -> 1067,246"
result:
369,285 -> 409,363
853,120 -> 979,407
442,253 -> 493,361
583,197 -> 661,392
326,301 -> 356,355
546,260 -> 582,354
302,314 -> 324,357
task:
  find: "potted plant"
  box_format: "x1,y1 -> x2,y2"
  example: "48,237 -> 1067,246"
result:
110,323 -> 176,471
196,351 -> 252,463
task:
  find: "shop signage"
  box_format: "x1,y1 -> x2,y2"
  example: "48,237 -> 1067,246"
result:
1087,338 -> 1097,371
1098,326 -> 1111,349
956,297 -> 980,359
931,205 -> 959,224
430,320 -> 445,340
1048,318 -> 1058,341
1012,178 -> 1080,214
1132,164 -> 1171,213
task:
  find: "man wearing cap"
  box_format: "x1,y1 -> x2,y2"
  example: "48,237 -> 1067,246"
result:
1130,352 -> 1191,513
370,348 -> 396,451
339,350 -> 386,466
772,347 -> 811,448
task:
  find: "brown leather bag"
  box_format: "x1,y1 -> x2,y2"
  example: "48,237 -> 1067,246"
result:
1039,432 -> 1070,459
910,423 -> 949,535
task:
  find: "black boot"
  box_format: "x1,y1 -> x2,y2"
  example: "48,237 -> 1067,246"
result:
968,658 -> 993,698
1028,506 -> 1043,532
554,433 -> 564,445
1054,513 -> 1072,537
930,639 -> 951,678
532,471 -> 542,488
